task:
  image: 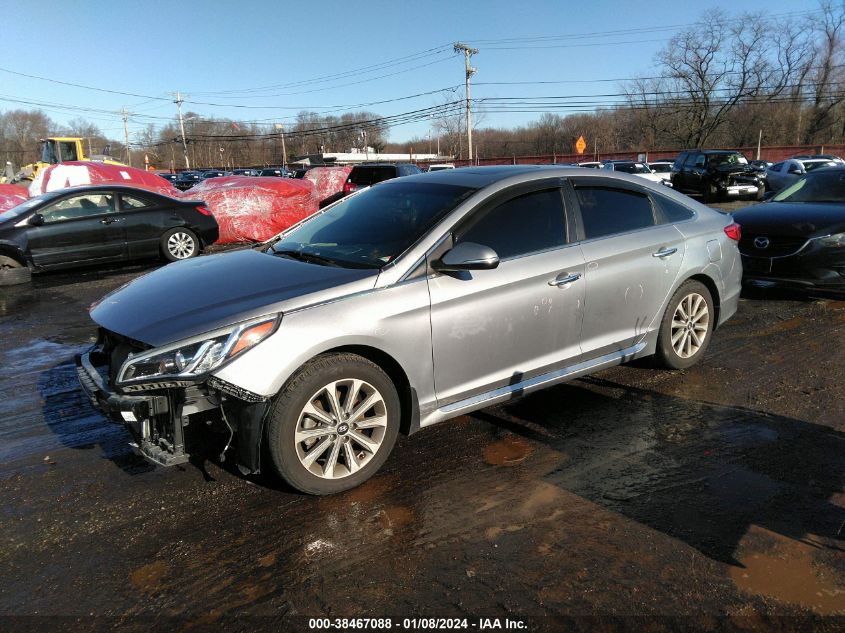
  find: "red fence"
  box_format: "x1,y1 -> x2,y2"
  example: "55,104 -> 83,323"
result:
434,144 -> 845,168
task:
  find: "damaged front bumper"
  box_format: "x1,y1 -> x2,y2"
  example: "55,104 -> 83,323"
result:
75,346 -> 269,472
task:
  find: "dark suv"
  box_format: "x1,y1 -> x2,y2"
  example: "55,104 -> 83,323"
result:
319,163 -> 422,208
671,150 -> 766,202
342,163 -> 421,195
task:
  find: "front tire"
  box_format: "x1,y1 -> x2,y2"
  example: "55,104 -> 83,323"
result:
703,182 -> 719,204
0,255 -> 31,286
161,228 -> 200,262
654,280 -> 714,370
266,353 -> 400,495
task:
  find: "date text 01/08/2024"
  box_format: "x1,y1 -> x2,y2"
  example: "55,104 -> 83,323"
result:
307,618 -> 528,630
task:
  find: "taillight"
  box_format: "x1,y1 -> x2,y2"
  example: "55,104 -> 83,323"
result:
724,222 -> 741,241
343,181 -> 358,194
195,205 -> 211,216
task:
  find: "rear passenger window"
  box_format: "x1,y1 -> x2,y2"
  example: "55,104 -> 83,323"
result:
121,195 -> 153,209
456,189 -> 566,259
575,187 -> 655,239
653,194 -> 695,223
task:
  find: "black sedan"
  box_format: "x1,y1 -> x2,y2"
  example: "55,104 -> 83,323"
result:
733,166 -> 845,292
0,185 -> 218,278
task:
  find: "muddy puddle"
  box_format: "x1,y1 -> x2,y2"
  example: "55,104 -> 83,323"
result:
731,526 -> 845,615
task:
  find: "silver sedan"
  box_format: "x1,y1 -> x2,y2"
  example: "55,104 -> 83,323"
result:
80,166 -> 743,494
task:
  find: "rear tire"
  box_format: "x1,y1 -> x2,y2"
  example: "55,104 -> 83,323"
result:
654,280 -> 714,370
265,353 -> 400,495
161,228 -> 200,262
0,255 -> 31,286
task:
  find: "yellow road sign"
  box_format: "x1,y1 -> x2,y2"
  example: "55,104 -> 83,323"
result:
575,135 -> 587,154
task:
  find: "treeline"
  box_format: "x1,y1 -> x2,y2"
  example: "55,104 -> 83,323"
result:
2,1 -> 844,169
400,1 -> 845,159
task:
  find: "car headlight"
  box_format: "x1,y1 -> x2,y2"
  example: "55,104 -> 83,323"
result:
118,315 -> 280,384
818,233 -> 845,248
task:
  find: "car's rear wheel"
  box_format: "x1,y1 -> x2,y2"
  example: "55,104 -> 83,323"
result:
266,353 -> 400,495
161,228 -> 199,262
655,280 -> 714,370
0,255 -> 31,286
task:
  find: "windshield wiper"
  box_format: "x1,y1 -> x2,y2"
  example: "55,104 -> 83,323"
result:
272,249 -> 342,267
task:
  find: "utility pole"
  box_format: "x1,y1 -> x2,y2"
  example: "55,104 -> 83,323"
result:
275,124 -> 287,168
174,91 -> 190,169
121,108 -> 132,167
454,42 -> 478,161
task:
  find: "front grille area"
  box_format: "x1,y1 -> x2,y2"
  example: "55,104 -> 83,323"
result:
98,328 -> 150,388
739,235 -> 808,257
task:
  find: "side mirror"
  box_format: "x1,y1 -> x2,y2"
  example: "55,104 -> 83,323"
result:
432,242 -> 500,272
28,213 -> 44,226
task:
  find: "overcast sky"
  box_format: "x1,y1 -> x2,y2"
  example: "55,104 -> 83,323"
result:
1,0 -> 822,144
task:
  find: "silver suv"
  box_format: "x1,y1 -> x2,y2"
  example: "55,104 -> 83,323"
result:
77,166 -> 742,494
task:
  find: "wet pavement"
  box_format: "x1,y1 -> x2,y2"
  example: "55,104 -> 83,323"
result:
1,247 -> 844,631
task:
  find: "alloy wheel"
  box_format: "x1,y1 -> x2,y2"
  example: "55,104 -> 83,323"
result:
167,232 -> 196,259
294,379 -> 388,479
671,292 -> 709,358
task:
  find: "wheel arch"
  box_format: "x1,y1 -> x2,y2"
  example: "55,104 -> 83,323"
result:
0,243 -> 28,267
685,272 -> 721,328
320,344 -> 420,437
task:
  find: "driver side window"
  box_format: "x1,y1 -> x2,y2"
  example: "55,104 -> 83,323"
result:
40,193 -> 115,224
455,188 -> 567,260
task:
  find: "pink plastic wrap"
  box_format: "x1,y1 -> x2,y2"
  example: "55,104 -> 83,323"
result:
183,176 -> 318,244
0,184 -> 29,212
304,166 -> 352,204
29,162 -> 181,198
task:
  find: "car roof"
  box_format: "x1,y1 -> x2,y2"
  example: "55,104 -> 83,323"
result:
31,185 -> 175,199
389,164 -> 675,190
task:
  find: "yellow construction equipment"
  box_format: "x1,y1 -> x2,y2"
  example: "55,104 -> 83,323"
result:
7,137 -> 124,184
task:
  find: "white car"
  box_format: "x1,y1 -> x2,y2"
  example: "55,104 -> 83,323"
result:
427,164 -> 455,172
766,158 -> 837,192
601,160 -> 665,185
648,161 -> 674,186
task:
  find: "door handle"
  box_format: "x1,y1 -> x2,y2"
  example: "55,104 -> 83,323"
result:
652,247 -> 677,258
100,217 -> 115,225
549,272 -> 581,287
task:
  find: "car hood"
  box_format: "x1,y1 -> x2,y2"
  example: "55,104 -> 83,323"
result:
732,202 -> 845,237
90,249 -> 380,347
712,164 -> 763,176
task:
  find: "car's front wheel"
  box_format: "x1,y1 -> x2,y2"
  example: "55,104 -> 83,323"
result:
0,255 -> 31,286
161,228 -> 200,262
655,280 -> 714,370
266,353 -> 400,495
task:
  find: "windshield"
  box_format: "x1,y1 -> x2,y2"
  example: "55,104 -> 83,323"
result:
805,161 -> 837,173
271,181 -> 477,268
772,170 -> 845,203
613,163 -> 650,174
0,190 -> 65,223
709,153 -> 748,167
